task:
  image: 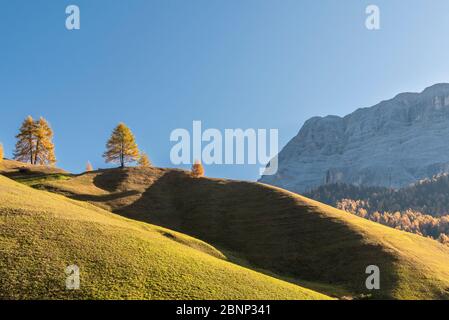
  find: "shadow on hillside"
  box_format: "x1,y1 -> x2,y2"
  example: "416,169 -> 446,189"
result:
114,170 -> 400,299
71,190 -> 141,203
2,168 -> 71,181
115,170 -> 183,227
2,169 -> 73,188
92,169 -> 130,192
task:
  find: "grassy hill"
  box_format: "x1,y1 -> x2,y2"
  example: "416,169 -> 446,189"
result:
27,163 -> 449,300
0,172 -> 330,300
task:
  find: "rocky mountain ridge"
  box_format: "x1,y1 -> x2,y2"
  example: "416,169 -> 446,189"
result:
260,83 -> 449,193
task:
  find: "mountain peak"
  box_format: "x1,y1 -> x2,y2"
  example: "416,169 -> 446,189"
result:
421,82 -> 449,94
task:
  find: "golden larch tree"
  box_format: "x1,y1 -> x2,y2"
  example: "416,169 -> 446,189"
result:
103,123 -> 139,168
86,161 -> 93,172
138,151 -> 151,168
14,116 -> 56,165
34,117 -> 56,166
439,234 -> 449,246
0,143 -> 3,163
191,160 -> 204,178
14,116 -> 36,164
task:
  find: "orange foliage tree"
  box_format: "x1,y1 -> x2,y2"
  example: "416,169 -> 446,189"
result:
14,116 -> 56,165
191,160 -> 204,178
103,123 -> 139,168
138,151 -> 151,168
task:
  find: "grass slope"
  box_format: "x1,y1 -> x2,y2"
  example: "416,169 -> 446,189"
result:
35,165 -> 449,300
0,159 -> 70,186
0,174 -> 329,300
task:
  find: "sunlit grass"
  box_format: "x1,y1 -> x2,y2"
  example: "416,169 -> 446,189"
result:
0,175 -> 330,300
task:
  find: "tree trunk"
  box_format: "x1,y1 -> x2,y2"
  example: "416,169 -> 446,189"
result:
29,136 -> 34,165
30,147 -> 34,165
34,141 -> 40,165
120,142 -> 125,168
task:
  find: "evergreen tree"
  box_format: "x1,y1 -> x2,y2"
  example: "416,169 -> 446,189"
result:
103,123 -> 139,168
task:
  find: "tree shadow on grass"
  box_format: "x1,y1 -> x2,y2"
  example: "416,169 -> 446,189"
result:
92,168 -> 129,192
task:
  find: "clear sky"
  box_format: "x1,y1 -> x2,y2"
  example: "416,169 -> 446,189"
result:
1,0 -> 449,180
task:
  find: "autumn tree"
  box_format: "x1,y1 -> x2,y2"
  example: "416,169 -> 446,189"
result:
0,143 -> 3,163
86,161 -> 93,172
191,160 -> 204,178
14,116 -> 36,164
439,234 -> 449,246
14,116 -> 56,165
34,117 -> 56,165
103,123 -> 139,168
138,151 -> 151,168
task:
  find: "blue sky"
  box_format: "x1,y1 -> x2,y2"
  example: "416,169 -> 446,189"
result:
1,0 -> 449,180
